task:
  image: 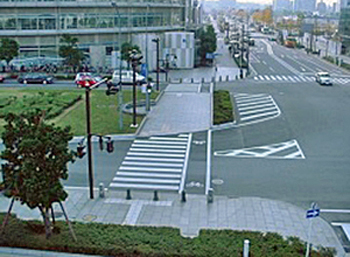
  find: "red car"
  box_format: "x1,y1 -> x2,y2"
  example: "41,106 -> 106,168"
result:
75,75 -> 103,88
0,75 -> 5,83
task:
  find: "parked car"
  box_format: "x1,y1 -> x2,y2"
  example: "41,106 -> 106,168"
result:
112,70 -> 146,85
315,72 -> 332,86
0,75 -> 5,83
18,73 -> 54,84
75,74 -> 104,88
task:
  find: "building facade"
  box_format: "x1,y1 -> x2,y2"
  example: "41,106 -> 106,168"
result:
294,0 -> 316,13
0,0 -> 199,69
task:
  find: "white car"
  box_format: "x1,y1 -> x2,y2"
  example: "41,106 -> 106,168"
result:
112,70 -> 146,85
315,72 -> 332,86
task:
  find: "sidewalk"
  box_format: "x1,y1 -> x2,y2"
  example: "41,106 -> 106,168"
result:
0,189 -> 346,256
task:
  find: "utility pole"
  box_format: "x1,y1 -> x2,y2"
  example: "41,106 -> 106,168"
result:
111,2 -> 123,130
130,50 -> 143,127
152,38 -> 160,91
240,24 -> 244,79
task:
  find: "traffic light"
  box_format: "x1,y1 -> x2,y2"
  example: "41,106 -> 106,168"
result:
106,139 -> 114,153
77,144 -> 86,158
99,136 -> 103,151
146,83 -> 153,94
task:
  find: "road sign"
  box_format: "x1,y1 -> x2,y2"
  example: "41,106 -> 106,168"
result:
306,208 -> 320,218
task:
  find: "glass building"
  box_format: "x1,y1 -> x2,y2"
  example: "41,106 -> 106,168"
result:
0,0 -> 199,68
339,5 -> 350,54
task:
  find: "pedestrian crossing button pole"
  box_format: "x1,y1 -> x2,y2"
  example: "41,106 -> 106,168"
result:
126,189 -> 132,200
181,190 -> 186,202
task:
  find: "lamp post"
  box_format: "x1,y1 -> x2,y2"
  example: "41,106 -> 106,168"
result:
111,2 -> 123,130
152,38 -> 160,91
129,50 -> 143,127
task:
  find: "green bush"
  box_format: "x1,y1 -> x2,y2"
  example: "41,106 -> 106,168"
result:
0,213 -> 336,257
214,90 -> 234,125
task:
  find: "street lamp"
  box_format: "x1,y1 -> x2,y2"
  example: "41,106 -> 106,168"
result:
129,49 -> 143,127
111,2 -> 123,130
152,37 -> 160,91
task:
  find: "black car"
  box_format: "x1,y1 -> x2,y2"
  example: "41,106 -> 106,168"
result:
18,73 -> 54,84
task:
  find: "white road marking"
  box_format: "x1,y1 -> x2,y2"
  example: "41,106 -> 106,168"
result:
134,140 -> 187,145
113,177 -> 180,184
259,75 -> 265,80
130,148 -> 186,153
238,103 -> 275,111
119,166 -> 182,172
276,75 -> 282,80
240,106 -> 277,115
131,144 -> 186,149
270,75 -> 276,80
241,110 -> 280,121
117,172 -> 182,178
127,152 -> 185,158
237,99 -> 272,107
264,75 -> 271,80
122,161 -> 183,167
149,137 -> 188,141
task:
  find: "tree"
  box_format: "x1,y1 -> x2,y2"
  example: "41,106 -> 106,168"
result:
59,34 -> 84,72
121,42 -> 141,69
0,111 -> 76,239
0,38 -> 19,65
198,25 -> 217,66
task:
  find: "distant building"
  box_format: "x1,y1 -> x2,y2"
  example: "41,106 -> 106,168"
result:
338,1 -> 350,54
317,0 -> 327,14
294,0 -> 316,12
273,0 -> 293,12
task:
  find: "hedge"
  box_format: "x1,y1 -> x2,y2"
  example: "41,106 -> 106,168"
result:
0,213 -> 336,257
214,90 -> 234,125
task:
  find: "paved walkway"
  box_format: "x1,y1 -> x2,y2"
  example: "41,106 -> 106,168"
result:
0,189 -> 346,256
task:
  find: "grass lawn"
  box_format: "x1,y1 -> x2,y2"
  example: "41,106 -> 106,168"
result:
0,88 -> 159,136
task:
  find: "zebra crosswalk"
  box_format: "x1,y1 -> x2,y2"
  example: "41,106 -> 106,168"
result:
252,74 -> 350,84
234,93 -> 281,125
109,134 -> 191,192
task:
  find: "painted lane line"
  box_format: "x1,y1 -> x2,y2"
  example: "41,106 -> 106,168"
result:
240,106 -> 278,115
119,166 -> 182,172
178,134 -> 189,138
113,177 -> 181,184
322,209 -> 350,213
240,110 -> 280,121
149,137 -> 188,141
122,161 -> 183,167
179,133 -> 192,193
287,76 -> 296,82
131,144 -> 186,149
130,148 -> 186,153
124,157 -> 184,162
256,141 -> 296,157
117,172 -> 182,178
110,183 -> 179,190
237,99 -> 272,107
236,96 -> 270,104
127,152 -> 185,158
134,140 -> 187,145
284,152 -> 303,159
238,103 -> 275,111
205,130 -> 212,195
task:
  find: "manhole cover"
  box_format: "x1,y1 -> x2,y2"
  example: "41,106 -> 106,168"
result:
83,214 -> 97,222
212,179 -> 224,185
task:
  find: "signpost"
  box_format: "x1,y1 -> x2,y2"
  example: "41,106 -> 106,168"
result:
305,202 -> 320,257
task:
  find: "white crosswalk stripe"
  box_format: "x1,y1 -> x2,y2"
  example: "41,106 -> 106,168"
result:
234,93 -> 281,126
252,74 -> 350,84
109,134 -> 192,192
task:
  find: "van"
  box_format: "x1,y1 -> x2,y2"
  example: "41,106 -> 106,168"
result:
112,70 -> 146,85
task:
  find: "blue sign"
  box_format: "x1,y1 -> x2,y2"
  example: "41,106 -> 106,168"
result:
306,208 -> 320,219
206,53 -> 214,59
140,63 -> 148,77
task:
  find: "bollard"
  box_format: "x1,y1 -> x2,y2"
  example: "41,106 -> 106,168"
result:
179,78 -> 182,83
153,190 -> 159,201
99,183 -> 105,198
191,78 -> 194,83
126,189 -> 132,200
181,190 -> 186,202
243,239 -> 250,257
207,188 -> 214,203
169,77 -> 171,83
226,75 -> 229,81
202,78 -> 205,83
